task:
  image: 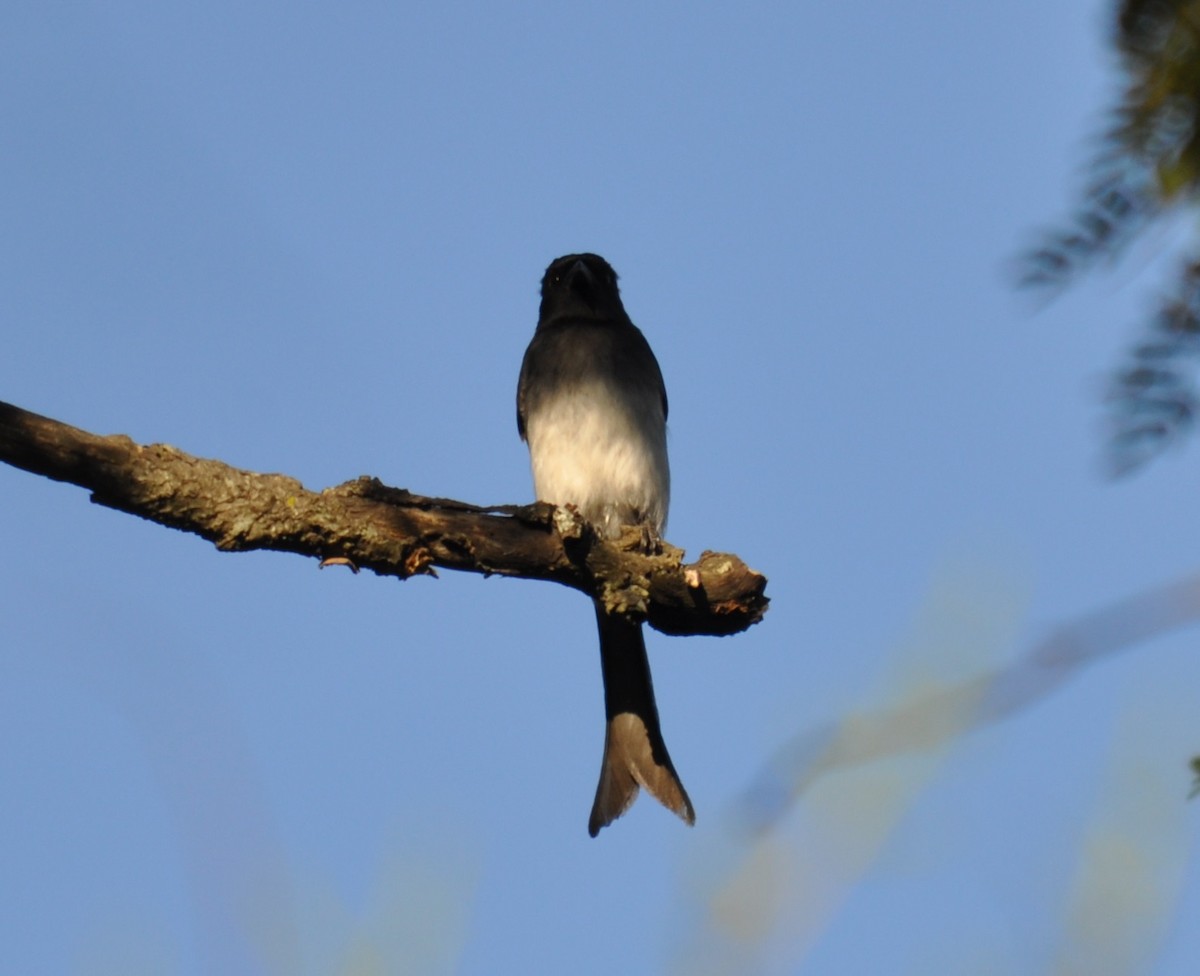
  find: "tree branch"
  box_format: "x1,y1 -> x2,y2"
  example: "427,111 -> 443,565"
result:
0,400 -> 767,637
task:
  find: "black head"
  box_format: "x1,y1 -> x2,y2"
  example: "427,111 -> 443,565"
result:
537,253 -> 629,327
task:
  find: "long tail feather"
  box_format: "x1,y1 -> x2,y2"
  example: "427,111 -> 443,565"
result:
588,602 -> 694,837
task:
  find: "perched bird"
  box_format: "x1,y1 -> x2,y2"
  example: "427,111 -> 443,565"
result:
517,253 -> 694,836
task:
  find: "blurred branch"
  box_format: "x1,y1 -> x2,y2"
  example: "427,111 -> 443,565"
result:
741,571 -> 1200,830
0,400 -> 767,638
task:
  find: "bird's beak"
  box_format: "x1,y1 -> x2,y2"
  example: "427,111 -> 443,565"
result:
568,258 -> 594,285
567,259 -> 596,303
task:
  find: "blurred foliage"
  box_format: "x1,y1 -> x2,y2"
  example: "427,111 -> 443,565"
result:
1024,0 -> 1200,473
681,562 -> 1200,972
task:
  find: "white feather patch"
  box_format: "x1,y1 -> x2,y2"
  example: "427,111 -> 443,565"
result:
525,378 -> 669,538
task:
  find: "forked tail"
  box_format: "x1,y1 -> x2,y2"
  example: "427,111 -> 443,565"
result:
589,602 -> 695,837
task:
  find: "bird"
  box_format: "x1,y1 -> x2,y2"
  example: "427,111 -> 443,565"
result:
517,253 -> 695,836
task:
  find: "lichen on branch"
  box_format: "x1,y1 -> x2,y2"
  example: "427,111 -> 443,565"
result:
0,400 -> 767,638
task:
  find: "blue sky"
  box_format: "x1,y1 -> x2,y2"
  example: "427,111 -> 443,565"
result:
3,1 -> 1200,973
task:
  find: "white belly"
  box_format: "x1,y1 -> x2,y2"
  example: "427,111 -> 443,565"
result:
525,379 -> 669,538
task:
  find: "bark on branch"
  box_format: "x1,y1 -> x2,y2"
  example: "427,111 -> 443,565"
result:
0,400 -> 767,637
